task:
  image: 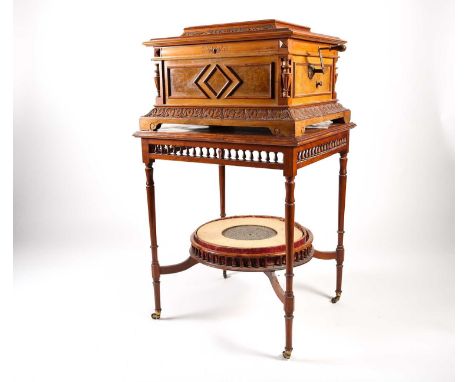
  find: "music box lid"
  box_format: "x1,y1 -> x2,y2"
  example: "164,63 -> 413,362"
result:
143,19 -> 346,47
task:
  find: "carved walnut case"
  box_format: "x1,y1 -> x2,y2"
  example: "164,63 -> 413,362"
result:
140,20 -> 350,137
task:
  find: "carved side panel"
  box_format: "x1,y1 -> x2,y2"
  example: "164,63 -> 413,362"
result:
294,63 -> 332,97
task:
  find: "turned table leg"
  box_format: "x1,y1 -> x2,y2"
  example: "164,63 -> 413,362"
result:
283,176 -> 295,359
332,152 -> 348,304
145,161 -> 162,319
219,164 -> 228,279
219,164 -> 226,218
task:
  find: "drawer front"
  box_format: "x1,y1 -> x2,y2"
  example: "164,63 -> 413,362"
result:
163,56 -> 277,106
159,40 -> 278,59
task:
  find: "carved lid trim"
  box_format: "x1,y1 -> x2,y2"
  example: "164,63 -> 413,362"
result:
182,19 -> 309,36
144,19 -> 345,47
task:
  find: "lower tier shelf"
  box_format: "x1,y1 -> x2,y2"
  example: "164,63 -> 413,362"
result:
190,215 -> 314,272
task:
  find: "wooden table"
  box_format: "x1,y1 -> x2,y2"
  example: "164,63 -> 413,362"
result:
134,121 -> 355,359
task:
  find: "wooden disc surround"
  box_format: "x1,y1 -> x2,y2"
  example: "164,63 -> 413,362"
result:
190,216 -> 314,272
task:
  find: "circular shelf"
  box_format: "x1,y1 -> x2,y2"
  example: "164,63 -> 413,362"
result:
190,215 -> 314,272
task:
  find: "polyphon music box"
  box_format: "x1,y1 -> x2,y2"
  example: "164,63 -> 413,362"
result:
139,19 -> 350,137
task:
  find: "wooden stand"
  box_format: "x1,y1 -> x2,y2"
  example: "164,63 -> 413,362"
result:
134,122 -> 354,358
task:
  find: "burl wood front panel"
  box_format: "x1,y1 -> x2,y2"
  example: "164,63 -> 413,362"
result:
164,57 -> 276,106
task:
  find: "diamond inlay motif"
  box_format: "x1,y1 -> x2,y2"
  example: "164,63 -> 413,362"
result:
195,64 -> 241,99
206,66 -> 230,97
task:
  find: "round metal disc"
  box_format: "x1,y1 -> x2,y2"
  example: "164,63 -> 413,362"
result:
222,225 -> 278,240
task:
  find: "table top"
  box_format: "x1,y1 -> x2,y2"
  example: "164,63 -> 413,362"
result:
134,121 -> 355,148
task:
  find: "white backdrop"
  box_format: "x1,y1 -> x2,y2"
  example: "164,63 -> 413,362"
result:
14,1 -> 454,381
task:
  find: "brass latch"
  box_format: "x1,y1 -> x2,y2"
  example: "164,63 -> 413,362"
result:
307,44 -> 346,79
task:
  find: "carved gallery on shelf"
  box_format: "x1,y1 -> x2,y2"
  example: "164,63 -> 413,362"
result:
134,19 -> 355,359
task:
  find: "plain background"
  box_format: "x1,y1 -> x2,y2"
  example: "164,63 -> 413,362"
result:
12,0 -> 455,381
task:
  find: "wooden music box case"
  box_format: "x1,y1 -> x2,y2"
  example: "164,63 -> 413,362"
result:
140,20 -> 350,137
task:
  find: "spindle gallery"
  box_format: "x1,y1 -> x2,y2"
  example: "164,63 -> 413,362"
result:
134,20 -> 355,359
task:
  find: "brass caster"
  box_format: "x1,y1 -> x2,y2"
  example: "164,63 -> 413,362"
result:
282,350 -> 292,359
331,294 -> 341,304
223,270 -> 227,279
151,310 -> 161,319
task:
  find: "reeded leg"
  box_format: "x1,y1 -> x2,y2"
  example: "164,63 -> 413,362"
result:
145,161 -> 162,319
283,176 -> 295,359
332,152 -> 348,304
219,164 -> 227,279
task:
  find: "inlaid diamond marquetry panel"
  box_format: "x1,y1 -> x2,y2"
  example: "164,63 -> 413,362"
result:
195,64 -> 241,99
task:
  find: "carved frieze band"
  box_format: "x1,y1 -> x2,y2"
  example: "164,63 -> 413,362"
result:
289,103 -> 347,119
144,106 -> 291,121
143,103 -> 347,122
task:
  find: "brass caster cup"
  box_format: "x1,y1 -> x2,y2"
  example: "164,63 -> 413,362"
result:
331,294 -> 341,304
151,310 -> 161,319
282,350 -> 292,359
